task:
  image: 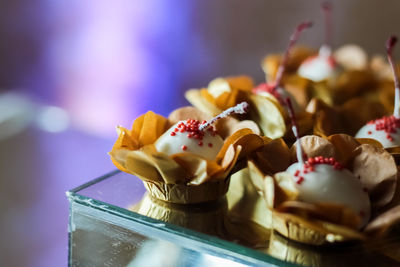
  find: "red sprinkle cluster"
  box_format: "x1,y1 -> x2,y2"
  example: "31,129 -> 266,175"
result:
170,119 -> 217,151
367,115 -> 400,141
252,83 -> 284,104
293,156 -> 344,184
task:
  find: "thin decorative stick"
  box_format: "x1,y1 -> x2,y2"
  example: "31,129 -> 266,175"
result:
285,97 -> 304,165
386,36 -> 400,117
274,21 -> 313,89
199,102 -> 249,131
322,1 -> 332,48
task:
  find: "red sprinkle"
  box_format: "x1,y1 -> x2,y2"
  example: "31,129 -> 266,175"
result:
306,156 -> 344,170
208,143 -> 213,147
181,145 -> 187,151
198,141 -> 203,146
302,156 -> 344,170
367,115 -> 400,141
296,176 -> 304,184
170,132 -> 176,136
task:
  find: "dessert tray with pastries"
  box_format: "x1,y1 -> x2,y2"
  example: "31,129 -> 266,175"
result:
68,5 -> 400,266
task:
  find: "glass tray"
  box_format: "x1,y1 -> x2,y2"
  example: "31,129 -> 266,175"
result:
67,170 -> 400,267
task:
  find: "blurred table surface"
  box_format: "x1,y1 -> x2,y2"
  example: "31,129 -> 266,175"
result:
0,124 -> 115,267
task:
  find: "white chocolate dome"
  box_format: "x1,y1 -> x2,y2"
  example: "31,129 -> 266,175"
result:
286,161 -> 371,227
355,116 -> 400,148
155,120 -> 224,160
298,45 -> 337,82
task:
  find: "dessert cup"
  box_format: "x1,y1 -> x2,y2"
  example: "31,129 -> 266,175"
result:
110,106 -> 266,204
246,134 -> 400,245
262,44 -> 378,107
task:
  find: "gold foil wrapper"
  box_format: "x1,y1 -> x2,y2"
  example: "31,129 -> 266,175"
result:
142,179 -> 230,204
248,94 -> 286,139
224,167 -> 272,247
261,46 -> 316,82
307,97 -> 386,137
185,75 -> 254,116
271,211 -> 364,245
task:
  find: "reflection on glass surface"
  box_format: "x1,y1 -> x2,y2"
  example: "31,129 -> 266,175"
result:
133,194 -> 228,238
68,171 -> 400,267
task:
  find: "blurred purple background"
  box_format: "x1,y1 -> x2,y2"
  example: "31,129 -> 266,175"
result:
1,0 -> 400,266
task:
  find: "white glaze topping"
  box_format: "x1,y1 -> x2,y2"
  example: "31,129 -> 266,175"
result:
298,45 -> 337,82
155,120 -> 224,160
286,162 -> 371,227
355,122 -> 400,148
